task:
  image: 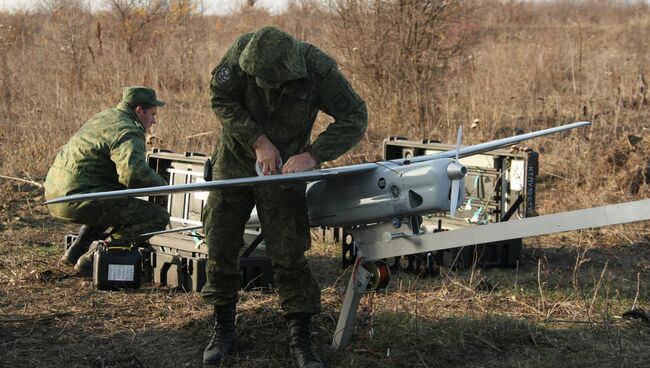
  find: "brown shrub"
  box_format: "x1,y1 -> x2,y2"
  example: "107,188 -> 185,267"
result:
1,0 -> 650,212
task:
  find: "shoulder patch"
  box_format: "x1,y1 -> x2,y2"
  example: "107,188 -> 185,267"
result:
216,67 -> 232,84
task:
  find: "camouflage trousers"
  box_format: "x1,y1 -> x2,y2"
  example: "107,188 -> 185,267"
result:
48,198 -> 169,242
200,184 -> 321,317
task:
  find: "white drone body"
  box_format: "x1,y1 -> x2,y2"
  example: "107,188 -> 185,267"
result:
307,157 -> 464,227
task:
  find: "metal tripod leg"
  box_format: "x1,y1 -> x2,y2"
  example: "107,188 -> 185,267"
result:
332,265 -> 372,349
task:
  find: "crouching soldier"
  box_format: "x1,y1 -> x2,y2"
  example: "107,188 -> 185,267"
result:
44,86 -> 170,276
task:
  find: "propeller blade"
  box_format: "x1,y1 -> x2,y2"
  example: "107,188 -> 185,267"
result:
449,125 -> 465,218
450,179 -> 460,217
455,125 -> 462,162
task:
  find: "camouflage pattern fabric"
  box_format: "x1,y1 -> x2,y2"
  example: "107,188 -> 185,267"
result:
209,26 -> 368,168
44,101 -> 169,241
53,197 -> 169,242
201,175 -> 321,315
202,26 -> 368,316
239,27 -> 307,83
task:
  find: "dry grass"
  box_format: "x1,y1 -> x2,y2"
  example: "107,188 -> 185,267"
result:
1,1 -> 649,209
0,184 -> 649,367
1,0 -> 650,367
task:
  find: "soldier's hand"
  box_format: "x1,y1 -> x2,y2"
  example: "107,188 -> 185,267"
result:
253,134 -> 282,175
283,153 -> 317,174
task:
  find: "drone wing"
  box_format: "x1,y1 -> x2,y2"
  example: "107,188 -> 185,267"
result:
400,121 -> 590,164
44,163 -> 378,204
44,121 -> 590,205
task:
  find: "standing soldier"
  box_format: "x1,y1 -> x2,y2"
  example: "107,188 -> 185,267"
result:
202,26 -> 368,367
44,86 -> 170,275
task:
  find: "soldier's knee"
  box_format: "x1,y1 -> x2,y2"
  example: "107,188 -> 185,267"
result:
146,203 -> 170,228
156,211 -> 170,227
156,208 -> 170,226
273,257 -> 310,282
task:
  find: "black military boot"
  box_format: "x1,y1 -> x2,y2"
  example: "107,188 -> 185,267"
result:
203,303 -> 237,367
287,314 -> 326,368
73,242 -> 98,277
60,225 -> 105,265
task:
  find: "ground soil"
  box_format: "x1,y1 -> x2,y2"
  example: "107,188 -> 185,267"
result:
1,183 -> 649,368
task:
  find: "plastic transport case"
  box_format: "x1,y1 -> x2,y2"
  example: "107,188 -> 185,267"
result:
93,242 -> 142,290
145,149 -> 273,292
341,137 -> 539,274
61,149 -> 276,291
64,235 -> 149,290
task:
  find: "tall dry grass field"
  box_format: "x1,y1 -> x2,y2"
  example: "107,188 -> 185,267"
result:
0,1 -> 649,211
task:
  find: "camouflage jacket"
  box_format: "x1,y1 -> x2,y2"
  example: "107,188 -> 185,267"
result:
44,102 -> 166,206
210,29 -> 368,178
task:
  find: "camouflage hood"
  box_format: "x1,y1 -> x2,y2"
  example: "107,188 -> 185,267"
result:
239,26 -> 307,83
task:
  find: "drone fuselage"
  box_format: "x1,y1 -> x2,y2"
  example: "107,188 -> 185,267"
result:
306,158 -> 465,227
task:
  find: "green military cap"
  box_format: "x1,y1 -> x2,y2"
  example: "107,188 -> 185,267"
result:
122,86 -> 165,107
239,26 -> 307,83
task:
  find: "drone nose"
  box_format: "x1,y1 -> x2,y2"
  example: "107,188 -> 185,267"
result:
446,162 -> 467,180
447,161 -> 466,218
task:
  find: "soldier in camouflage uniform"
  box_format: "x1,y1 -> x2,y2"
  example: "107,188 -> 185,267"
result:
44,87 -> 170,276
202,27 -> 367,368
